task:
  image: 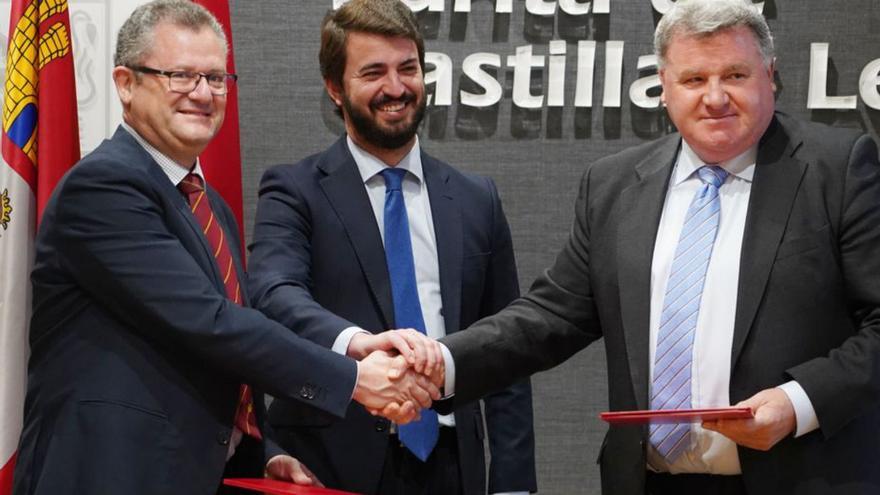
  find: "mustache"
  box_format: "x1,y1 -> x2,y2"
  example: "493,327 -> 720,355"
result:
371,92 -> 417,107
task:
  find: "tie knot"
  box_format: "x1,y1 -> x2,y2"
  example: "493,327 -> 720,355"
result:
380,167 -> 407,192
697,166 -> 728,189
178,173 -> 204,195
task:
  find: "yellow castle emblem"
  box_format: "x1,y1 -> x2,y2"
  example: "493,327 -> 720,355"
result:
3,0 -> 72,164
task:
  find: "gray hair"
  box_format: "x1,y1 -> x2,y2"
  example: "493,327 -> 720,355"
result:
654,0 -> 774,68
114,0 -> 227,67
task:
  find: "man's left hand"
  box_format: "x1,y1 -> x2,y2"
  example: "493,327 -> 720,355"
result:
265,455 -> 324,487
702,387 -> 796,451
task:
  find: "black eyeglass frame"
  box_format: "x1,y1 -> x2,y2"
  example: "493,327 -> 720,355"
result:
127,65 -> 238,95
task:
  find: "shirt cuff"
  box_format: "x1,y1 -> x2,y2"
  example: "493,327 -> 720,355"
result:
777,381 -> 820,437
439,342 -> 456,397
332,326 -> 369,356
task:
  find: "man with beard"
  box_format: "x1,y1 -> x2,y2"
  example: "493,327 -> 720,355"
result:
12,1 -> 438,494
247,1 -> 536,494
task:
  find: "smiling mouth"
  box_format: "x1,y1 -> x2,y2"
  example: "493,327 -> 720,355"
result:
703,114 -> 736,121
179,109 -> 212,117
372,92 -> 415,115
378,101 -> 406,112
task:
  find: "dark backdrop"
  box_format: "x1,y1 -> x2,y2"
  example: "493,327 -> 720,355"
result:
230,1 -> 880,493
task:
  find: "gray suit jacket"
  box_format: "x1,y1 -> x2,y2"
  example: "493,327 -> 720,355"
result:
441,113 -> 880,495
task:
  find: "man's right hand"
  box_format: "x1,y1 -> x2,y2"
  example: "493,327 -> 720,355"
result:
347,329 -> 442,375
352,350 -> 441,424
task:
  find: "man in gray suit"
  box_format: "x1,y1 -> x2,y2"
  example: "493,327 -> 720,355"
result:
434,1 -> 880,494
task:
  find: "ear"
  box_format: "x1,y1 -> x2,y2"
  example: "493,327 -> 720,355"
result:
112,66 -> 135,106
324,78 -> 344,108
767,57 -> 777,92
658,67 -> 667,106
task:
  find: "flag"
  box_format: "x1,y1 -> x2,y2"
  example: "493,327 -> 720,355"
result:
0,0 -> 80,492
192,0 -> 245,242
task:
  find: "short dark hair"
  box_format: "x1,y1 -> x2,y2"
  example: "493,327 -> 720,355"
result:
319,0 -> 425,90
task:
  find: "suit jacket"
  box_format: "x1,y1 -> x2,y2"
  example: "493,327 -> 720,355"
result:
13,127 -> 358,495
440,113 -> 880,495
247,136 -> 537,495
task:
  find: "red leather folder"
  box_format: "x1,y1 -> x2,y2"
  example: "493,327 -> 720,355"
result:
600,407 -> 753,425
223,478 -> 360,494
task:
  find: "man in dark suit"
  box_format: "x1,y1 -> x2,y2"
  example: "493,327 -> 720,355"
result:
12,2 -> 437,494
434,1 -> 880,494
247,1 -> 536,494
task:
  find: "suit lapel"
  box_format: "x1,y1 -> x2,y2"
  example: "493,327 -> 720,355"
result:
318,137 -> 396,329
119,128 -> 225,290
424,156 -> 462,334
731,117 -> 806,368
617,137 -> 679,410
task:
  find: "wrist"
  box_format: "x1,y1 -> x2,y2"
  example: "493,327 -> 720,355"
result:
347,333 -> 371,360
352,360 -> 365,402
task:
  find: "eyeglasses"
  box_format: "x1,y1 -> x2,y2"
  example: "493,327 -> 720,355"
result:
127,65 -> 238,96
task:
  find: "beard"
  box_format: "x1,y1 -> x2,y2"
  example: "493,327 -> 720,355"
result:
342,90 -> 426,150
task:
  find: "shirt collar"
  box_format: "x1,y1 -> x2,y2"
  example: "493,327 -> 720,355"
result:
121,122 -> 204,187
346,134 -> 423,185
673,139 -> 757,187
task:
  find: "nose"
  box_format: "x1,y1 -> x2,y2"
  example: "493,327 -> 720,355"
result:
382,71 -> 407,99
703,79 -> 729,109
188,75 -> 214,102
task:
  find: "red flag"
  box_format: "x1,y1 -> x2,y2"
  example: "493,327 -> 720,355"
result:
0,0 -> 80,493
192,0 -> 245,243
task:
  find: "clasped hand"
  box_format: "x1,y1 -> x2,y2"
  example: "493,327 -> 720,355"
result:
350,329 -> 445,424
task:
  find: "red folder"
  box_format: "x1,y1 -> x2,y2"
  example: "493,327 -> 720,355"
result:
600,407 -> 753,425
223,478 -> 360,494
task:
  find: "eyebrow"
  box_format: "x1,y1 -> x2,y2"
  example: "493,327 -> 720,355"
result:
163,65 -> 227,73
357,57 -> 419,73
677,63 -> 753,78
356,62 -> 386,74
725,63 -> 752,73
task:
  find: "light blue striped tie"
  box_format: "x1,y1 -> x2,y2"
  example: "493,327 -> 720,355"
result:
649,165 -> 728,462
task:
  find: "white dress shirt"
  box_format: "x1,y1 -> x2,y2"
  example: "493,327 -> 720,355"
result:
122,122 -> 205,186
331,136 -> 456,427
647,141 -> 819,474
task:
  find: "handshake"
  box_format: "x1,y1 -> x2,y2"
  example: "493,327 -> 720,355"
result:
348,329 -> 446,424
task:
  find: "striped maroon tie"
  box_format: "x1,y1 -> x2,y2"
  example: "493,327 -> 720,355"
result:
179,173 -> 261,440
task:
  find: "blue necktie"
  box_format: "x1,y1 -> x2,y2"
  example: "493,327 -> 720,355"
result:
380,167 -> 439,462
649,165 -> 728,462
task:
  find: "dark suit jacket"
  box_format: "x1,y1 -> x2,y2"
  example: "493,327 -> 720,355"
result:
247,136 -> 537,495
13,127 -> 358,495
440,113 -> 880,495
